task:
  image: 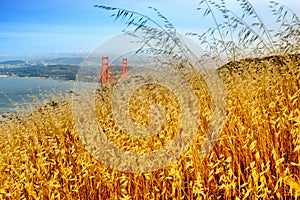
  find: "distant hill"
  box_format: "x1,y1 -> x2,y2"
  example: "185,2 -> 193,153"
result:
0,60 -> 26,65
45,57 -> 84,65
0,57 -> 84,80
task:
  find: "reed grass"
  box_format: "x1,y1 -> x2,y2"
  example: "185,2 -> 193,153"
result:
0,54 -> 299,199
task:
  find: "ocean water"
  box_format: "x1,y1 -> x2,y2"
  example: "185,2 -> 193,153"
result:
0,77 -> 73,117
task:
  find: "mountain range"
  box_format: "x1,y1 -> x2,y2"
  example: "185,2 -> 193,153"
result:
0,57 -> 85,66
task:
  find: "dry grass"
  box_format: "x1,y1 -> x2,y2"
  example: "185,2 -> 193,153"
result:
0,54 -> 300,199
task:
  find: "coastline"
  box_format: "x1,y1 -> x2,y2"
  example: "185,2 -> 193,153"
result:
0,75 -> 75,82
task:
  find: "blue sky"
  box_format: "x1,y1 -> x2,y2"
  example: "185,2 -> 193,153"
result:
0,0 -> 299,61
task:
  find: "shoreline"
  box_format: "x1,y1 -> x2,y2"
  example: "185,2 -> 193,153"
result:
0,75 -> 75,82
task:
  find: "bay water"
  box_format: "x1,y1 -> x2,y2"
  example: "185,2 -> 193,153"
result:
0,77 -> 73,118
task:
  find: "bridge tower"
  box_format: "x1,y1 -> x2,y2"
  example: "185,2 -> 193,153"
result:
121,58 -> 128,78
101,56 -> 110,87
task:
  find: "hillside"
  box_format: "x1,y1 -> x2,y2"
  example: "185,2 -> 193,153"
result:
0,57 -> 83,80
0,54 -> 299,199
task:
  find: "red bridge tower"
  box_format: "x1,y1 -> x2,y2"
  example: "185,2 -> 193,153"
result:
101,56 -> 110,87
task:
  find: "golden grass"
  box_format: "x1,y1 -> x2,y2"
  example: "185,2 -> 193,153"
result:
0,54 -> 299,199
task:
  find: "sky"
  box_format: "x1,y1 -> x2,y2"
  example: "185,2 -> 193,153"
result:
0,0 -> 299,61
